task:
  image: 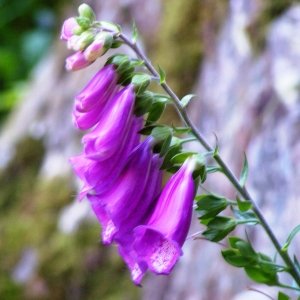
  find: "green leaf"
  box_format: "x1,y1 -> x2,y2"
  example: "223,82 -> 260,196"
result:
235,241 -> 258,259
231,207 -> 259,225
213,132 -> 219,157
158,65 -> 166,84
181,94 -> 197,108
202,217 -> 236,242
294,255 -> 300,274
222,249 -> 258,267
244,266 -> 278,285
132,20 -> 138,44
282,224 -> 300,252
278,291 -> 291,300
206,165 -> 222,173
99,21 -> 122,34
196,194 -> 228,219
236,195 -> 252,212
239,152 -> 248,187
171,125 -> 191,134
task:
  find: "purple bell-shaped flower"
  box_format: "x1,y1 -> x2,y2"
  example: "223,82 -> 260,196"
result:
82,84 -> 135,161
132,155 -> 197,278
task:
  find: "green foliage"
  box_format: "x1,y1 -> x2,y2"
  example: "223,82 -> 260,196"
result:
282,224 -> 300,252
278,291 -> 291,300
239,152 -> 248,187
195,194 -> 228,219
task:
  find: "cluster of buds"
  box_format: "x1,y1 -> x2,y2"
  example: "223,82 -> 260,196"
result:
61,4 -> 116,71
61,4 -> 206,285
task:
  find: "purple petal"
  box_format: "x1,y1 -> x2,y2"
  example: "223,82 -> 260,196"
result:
75,64 -> 119,112
66,51 -> 94,71
133,226 -> 182,274
82,84 -> 135,161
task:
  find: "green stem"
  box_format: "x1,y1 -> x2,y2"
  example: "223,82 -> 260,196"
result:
119,33 -> 300,287
278,283 -> 300,292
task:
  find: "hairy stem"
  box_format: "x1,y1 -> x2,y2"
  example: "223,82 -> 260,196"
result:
119,33 -> 300,287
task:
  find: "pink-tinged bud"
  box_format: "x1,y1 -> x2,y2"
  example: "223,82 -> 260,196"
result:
83,32 -> 113,61
61,18 -> 78,41
65,51 -> 94,71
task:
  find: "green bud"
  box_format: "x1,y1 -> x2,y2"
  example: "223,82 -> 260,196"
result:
72,25 -> 86,35
74,29 -> 95,51
75,16 -> 91,29
78,3 -> 96,23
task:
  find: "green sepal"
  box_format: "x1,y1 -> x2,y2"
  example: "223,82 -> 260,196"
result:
146,102 -> 165,125
239,152 -> 249,187
192,153 -> 207,182
235,240 -> 258,259
282,224 -> 300,252
75,16 -> 91,29
160,138 -> 182,170
134,91 -> 153,117
213,132 -> 219,157
132,21 -> 138,44
236,195 -> 252,212
99,21 -> 122,34
110,40 -> 123,48
171,152 -> 197,164
158,64 -> 166,84
151,126 -> 172,142
294,255 -> 300,274
166,165 -> 180,174
131,73 -> 151,95
152,94 -> 172,104
202,216 -> 236,242
159,133 -> 173,158
138,124 -> 158,136
278,292 -> 291,300
195,194 -> 228,219
181,94 -> 197,108
244,265 -> 279,285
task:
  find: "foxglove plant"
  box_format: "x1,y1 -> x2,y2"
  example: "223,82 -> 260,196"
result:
61,3 -> 300,298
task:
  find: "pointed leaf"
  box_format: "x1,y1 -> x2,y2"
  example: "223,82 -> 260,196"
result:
132,20 -> 138,44
282,224 -> 300,252
244,266 -> 278,285
146,102 -> 165,125
236,195 -> 252,212
239,152 -> 248,187
181,94 -> 197,108
158,64 -> 166,84
222,249 -> 258,267
159,133 -> 173,158
151,126 -> 172,142
171,125 -> 191,134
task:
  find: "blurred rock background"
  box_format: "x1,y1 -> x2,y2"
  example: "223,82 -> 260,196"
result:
1,0 -> 300,299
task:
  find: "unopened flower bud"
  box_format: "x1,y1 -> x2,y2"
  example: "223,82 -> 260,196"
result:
66,51 -> 94,71
74,29 -> 95,51
78,3 -> 96,23
84,32 -> 113,61
61,17 -> 78,41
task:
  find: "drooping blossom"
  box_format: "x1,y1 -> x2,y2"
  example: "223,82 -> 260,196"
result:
66,51 -> 95,71
82,84 -> 135,161
87,136 -> 159,244
61,17 -> 78,41
72,64 -> 120,130
75,64 -> 119,111
69,117 -> 143,199
114,154 -> 163,285
132,155 -> 197,279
